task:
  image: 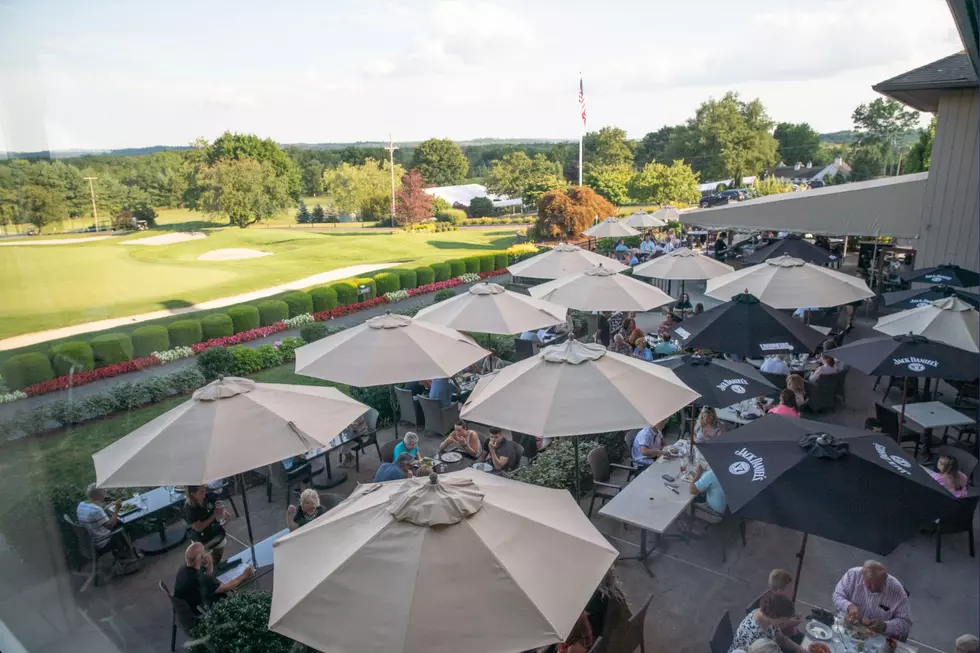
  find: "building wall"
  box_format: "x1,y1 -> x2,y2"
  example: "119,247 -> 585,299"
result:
915,87 -> 980,274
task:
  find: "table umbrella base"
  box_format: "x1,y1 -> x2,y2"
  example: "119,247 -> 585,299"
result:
618,530 -> 656,577
134,523 -> 188,555
312,469 -> 348,490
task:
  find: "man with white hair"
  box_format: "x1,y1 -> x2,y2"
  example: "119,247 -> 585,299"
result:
832,560 -> 912,639
76,483 -> 140,563
173,542 -> 253,615
957,634 -> 980,653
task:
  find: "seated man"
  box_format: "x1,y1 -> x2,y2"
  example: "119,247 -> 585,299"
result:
173,542 -> 253,616
832,560 -> 912,639
428,377 -> 456,407
631,421 -> 668,467
639,235 -> 656,253
480,427 -> 519,472
614,239 -> 629,253
440,419 -> 482,458
76,483 -> 140,565
653,334 -> 679,356
689,465 -> 727,515
374,453 -> 414,482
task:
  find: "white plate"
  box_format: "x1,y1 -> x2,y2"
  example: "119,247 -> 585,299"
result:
441,451 -> 463,463
805,620 -> 833,641
471,462 -> 493,472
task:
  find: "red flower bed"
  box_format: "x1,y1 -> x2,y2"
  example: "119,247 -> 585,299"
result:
406,278 -> 464,297
480,269 -> 508,279
313,296 -> 389,321
23,355 -> 162,397
190,323 -> 290,354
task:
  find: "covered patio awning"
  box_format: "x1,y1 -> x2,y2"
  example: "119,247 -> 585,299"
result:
681,173 -> 928,238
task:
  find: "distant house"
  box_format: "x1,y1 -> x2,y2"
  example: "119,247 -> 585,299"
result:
697,176 -> 756,194
423,183 -> 522,209
764,157 -> 851,185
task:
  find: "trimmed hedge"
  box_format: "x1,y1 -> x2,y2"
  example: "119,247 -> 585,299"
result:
257,299 -> 289,326
48,342 -> 95,377
309,286 -> 338,312
463,257 -> 481,274
478,254 -> 494,273
300,323 -> 329,343
374,272 -> 400,295
90,333 -> 134,367
168,320 -> 203,347
332,282 -> 358,306
2,352 -> 55,390
447,259 -> 465,277
201,314 -> 234,340
352,278 -> 377,300
431,262 -> 451,282
227,305 -> 260,334
131,326 -> 170,358
281,292 -> 313,318
415,266 -> 435,286
494,252 -> 509,270
395,269 -> 417,290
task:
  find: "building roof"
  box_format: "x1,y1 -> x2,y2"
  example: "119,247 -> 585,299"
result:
766,166 -> 822,181
697,176 -> 756,193
423,183 -> 522,208
873,52 -> 978,111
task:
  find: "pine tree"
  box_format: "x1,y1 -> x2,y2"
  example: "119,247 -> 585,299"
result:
311,204 -> 325,223
296,200 -> 311,224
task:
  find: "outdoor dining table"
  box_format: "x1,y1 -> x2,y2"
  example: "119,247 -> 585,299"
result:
892,401 -> 976,461
598,456 -> 693,576
714,406 -> 757,426
742,355 -> 819,374
303,428 -> 371,490
219,527 -> 289,584
110,486 -> 188,555
800,617 -> 918,652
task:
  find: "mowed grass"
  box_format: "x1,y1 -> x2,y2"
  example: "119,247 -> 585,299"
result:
0,222 -> 518,340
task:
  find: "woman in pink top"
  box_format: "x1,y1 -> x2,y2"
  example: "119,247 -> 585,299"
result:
930,455 -> 969,498
767,390 -> 800,418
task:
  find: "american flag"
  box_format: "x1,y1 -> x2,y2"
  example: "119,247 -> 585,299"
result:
578,76 -> 587,128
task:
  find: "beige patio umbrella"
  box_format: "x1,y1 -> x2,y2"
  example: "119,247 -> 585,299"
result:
874,296 -> 979,352
528,264 -> 674,312
705,255 -> 874,309
652,207 -> 680,222
269,469 -> 618,653
633,246 -> 734,280
583,216 -> 640,238
624,210 -> 667,229
295,312 -> 489,386
507,242 -> 628,280
414,282 -> 567,335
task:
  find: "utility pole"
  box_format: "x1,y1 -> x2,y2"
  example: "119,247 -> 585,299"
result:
385,134 -> 398,228
84,176 -> 99,232
896,147 -> 905,176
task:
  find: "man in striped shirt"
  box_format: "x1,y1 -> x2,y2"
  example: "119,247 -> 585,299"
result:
832,560 -> 912,639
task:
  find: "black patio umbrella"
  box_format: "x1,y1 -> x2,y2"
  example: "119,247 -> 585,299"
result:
884,285 -> 980,310
901,263 -> 980,288
670,292 -> 825,358
697,414 -> 960,598
742,234 -> 835,266
654,355 -> 779,408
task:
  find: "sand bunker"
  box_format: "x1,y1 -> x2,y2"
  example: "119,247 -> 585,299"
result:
123,232 -> 207,246
197,248 -> 272,261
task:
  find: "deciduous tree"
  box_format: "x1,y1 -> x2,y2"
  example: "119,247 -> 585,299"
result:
536,185 -> 615,239
321,159 -> 404,217
486,152 -> 565,203
585,163 -> 634,206
903,117 -> 935,173
19,184 -> 66,229
412,138 -> 469,185
206,131 -> 301,198
634,126 -> 679,167
197,158 -> 292,228
851,99 -> 920,148
583,126 -> 634,168
395,169 -> 434,225
773,123 -> 822,166
628,160 -> 701,205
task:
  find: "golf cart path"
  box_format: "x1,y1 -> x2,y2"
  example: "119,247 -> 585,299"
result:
0,236 -> 117,246
0,262 -> 400,350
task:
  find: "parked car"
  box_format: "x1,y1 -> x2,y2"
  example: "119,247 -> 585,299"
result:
699,189 -> 745,208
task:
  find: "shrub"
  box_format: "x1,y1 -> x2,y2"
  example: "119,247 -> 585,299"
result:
197,346 -> 236,381
352,277 -> 377,300
230,345 -> 264,376
434,288 -> 457,303
275,336 -> 304,361
447,259 -> 465,277
435,208 -> 467,224
309,286 -> 338,312
374,272 -> 400,295
254,344 -> 284,369
201,314 -> 234,340
49,341 -> 95,376
300,323 -> 329,343
167,320 -> 203,347
256,299 -> 289,326
431,262 -> 451,282
89,333 -> 134,367
395,269 -> 417,290
494,252 -> 509,270
414,266 -> 435,285
281,292 -> 313,318
349,385 -> 394,426
130,326 -> 170,358
109,380 -> 152,410
164,367 -> 207,394
463,257 -> 481,274
190,591 -> 293,653
332,282 -> 358,306
478,254 -> 495,272
226,305 -> 260,334
1,353 -> 55,390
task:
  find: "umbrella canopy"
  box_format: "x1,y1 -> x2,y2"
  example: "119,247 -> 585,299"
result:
269,469 -> 619,653
742,234 -> 834,266
413,282 -> 567,335
654,355 -> 779,407
632,247 -> 734,280
528,264 -> 674,312
623,211 -> 667,229
884,285 -> 980,310
93,377 -> 370,487
460,339 -> 699,436
901,263 -> 980,288
652,207 -> 680,222
583,217 -> 640,238
295,313 -> 488,387
705,255 -> 874,309
697,414 -> 960,554
507,243 -> 628,280
831,333 -> 979,380
874,297 -> 979,353
670,292 -> 825,357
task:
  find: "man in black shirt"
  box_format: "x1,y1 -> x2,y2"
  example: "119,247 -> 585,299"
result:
184,485 -> 229,566
480,427 -> 519,473
173,542 -> 253,616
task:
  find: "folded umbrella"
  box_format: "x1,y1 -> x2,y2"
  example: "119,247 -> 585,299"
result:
901,263 -> 980,288
507,242 -> 628,280
884,285 -> 980,310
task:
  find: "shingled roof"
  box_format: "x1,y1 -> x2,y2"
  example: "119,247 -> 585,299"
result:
873,52 -> 978,111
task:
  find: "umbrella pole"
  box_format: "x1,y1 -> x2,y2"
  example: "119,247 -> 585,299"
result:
389,385 -> 399,438
238,473 -> 257,568
898,377 -> 908,442
689,404 -> 696,464
574,434 -> 581,502
792,532 -> 808,603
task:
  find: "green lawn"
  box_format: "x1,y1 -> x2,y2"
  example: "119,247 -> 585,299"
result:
0,223 -> 518,341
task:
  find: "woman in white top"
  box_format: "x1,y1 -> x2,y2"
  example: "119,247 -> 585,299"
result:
694,406 -> 727,443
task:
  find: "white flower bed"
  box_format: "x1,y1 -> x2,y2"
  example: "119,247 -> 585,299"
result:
283,313 -> 315,328
457,273 -> 481,283
384,290 -> 410,303
0,390 -> 28,404
151,346 -> 196,364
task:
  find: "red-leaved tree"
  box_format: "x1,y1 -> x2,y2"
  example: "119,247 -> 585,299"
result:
394,169 -> 434,226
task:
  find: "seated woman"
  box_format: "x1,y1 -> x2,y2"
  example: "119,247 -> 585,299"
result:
658,312 -> 679,337
286,488 -> 328,531
786,374 -> 807,409
808,354 -> 837,383
184,485 -> 230,566
620,312 -> 637,339
695,406 -> 727,443
439,420 -> 482,458
764,390 -> 800,418
626,327 -> 645,348
730,593 -> 806,653
633,338 -> 654,362
393,431 -> 422,463
930,455 -> 969,498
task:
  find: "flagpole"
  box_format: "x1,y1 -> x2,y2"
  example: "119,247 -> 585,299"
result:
578,134 -> 583,186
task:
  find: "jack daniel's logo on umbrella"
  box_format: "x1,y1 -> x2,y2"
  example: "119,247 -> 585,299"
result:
927,275 -> 952,283
760,343 -> 793,351
717,378 -> 748,394
730,447 -> 766,481
909,298 -> 931,305
893,356 -> 938,372
675,327 -> 691,340
874,443 -> 912,476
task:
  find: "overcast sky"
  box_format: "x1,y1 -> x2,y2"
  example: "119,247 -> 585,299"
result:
0,0 -> 962,152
